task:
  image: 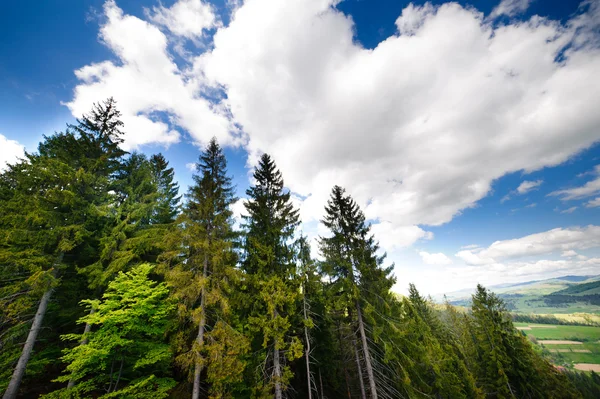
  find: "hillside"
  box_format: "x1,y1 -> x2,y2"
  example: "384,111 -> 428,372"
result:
444,275 -> 600,314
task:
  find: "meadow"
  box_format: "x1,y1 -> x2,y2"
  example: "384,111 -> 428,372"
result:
515,322 -> 600,370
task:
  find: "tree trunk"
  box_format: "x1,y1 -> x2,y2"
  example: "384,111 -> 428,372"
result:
273,308 -> 283,399
192,253 -> 209,399
67,306 -> 96,389
302,285 -> 313,399
3,286 -> 54,399
318,368 -> 324,399
356,302 -> 377,399
3,254 -> 62,399
353,338 -> 366,399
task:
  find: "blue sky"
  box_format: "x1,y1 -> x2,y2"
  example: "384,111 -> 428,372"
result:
1,0 -> 599,295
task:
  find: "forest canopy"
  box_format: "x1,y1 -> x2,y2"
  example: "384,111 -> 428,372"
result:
1,99 -> 599,398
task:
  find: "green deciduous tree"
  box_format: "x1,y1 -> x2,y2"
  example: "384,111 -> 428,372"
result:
44,264 -> 174,399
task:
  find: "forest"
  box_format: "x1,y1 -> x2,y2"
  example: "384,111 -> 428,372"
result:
1,98 -> 600,399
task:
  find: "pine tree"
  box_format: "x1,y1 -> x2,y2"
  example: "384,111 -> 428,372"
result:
1,99 -> 126,398
149,154 -> 180,225
319,185 -> 395,399
241,154 -> 302,398
164,138 -> 247,398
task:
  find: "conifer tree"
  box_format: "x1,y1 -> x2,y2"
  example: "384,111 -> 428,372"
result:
164,138 -> 246,399
149,153 -> 180,225
1,99 -> 126,398
241,154 -> 302,399
319,185 -> 395,399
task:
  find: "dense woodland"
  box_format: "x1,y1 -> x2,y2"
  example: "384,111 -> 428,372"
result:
1,99 -> 600,398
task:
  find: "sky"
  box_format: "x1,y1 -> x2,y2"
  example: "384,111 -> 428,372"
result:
1,0 -> 600,296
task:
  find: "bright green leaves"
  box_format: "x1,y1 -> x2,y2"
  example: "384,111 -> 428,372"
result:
51,264 -> 173,398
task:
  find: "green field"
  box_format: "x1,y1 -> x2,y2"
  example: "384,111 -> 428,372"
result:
506,295 -> 600,314
516,323 -> 600,368
515,323 -> 600,341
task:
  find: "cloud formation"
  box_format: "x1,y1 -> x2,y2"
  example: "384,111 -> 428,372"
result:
456,225 -> 600,265
490,0 -> 532,19
551,165 -> 600,201
148,0 -> 217,40
419,251 -> 453,265
70,0 -> 600,257
199,0 -> 600,234
66,0 -> 235,150
0,134 -> 25,171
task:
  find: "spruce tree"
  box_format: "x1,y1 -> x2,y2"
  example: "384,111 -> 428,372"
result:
164,138 -> 246,398
1,99 -> 126,398
241,154 -> 302,399
149,154 -> 180,225
319,185 -> 395,399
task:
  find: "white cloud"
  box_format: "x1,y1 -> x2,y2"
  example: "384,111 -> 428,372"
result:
502,179 -> 543,202
370,222 -> 433,252
561,249 -> 578,257
517,179 -> 543,194
551,165 -> 600,201
66,0 -> 236,150
587,197 -> 600,207
490,0 -> 532,19
200,0 -> 600,235
449,257 -> 600,291
185,162 -> 197,172
456,225 -> 600,265
561,206 -> 578,214
148,0 -> 217,40
419,251 -> 453,265
72,1 -> 600,258
0,134 -> 25,171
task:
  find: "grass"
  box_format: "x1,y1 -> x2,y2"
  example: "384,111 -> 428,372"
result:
526,325 -> 600,341
519,323 -> 600,367
506,295 -> 600,314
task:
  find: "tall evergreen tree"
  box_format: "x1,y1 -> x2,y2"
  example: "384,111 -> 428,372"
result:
0,99 -> 126,399
164,138 -> 247,399
242,154 -> 302,399
149,154 -> 180,225
319,185 -> 395,399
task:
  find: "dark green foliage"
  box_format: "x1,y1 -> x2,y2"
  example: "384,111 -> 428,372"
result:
241,153 -> 302,397
163,138 -> 247,398
0,104 -> 595,398
149,154 -> 180,225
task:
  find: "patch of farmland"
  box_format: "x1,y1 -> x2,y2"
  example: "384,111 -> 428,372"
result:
574,364 -> 600,372
539,340 -> 584,345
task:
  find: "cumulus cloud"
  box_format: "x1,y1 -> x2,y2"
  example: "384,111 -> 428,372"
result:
452,257 -> 600,288
370,222 -> 433,252
456,225 -> 600,265
66,0 -> 235,150
419,251 -> 453,265
490,0 -> 532,19
71,0 -> 600,258
0,134 -> 25,171
550,165 -> 600,201
199,0 -> 600,235
148,0 -> 217,40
